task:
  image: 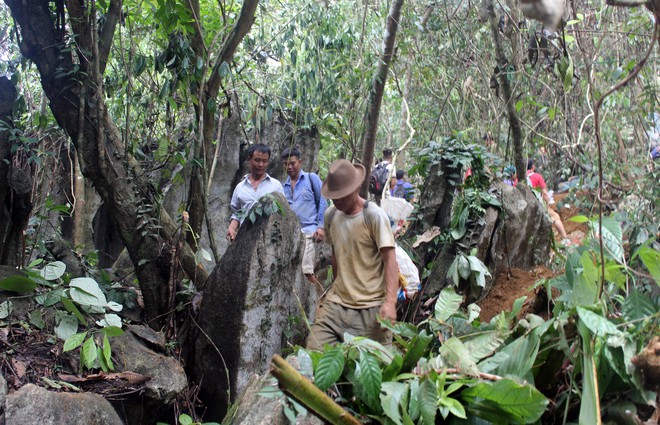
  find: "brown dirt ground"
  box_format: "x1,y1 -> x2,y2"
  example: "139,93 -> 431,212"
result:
476,192 -> 588,322
477,266 -> 555,322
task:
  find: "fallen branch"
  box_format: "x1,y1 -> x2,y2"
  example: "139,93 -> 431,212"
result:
270,354 -> 361,425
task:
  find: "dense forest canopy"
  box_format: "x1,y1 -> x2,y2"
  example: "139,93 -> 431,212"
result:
0,0 -> 658,424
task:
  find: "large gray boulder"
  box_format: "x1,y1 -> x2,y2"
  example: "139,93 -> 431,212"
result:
192,192 -> 317,421
474,182 -> 552,288
111,325 -> 187,404
5,384 -> 123,425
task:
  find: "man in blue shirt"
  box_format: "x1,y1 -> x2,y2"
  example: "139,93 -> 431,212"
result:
390,170 -> 414,202
226,144 -> 284,242
281,148 -> 328,283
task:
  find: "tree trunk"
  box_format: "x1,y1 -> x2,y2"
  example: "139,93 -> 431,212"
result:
185,0 -> 259,259
4,0 -> 206,328
359,0 -> 405,197
484,0 -> 526,183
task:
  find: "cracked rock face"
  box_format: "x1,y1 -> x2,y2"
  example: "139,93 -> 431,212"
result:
5,384 -> 123,425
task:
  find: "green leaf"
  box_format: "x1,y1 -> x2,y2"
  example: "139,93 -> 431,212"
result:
591,216 -> 623,262
179,413 -> 194,425
355,351 -> 382,410
0,300 -> 12,319
462,330 -> 506,362
61,296 -> 88,326
69,277 -> 108,307
418,377 -> 437,425
434,287 -> 463,322
380,381 -> 408,425
383,353 -> 403,382
637,246 -> 660,286
63,332 -> 87,352
569,215 -> 589,223
314,346 -> 344,391
401,330 -> 433,373
28,309 -> 45,329
82,337 -> 98,370
621,289 -> 658,322
55,313 -> 78,340
100,326 -> 125,337
103,334 -> 114,370
576,306 -> 621,337
439,337 -> 479,376
457,255 -> 470,279
439,396 -> 466,419
461,378 -> 549,423
0,275 -> 37,293
39,261 -> 66,281
578,322 -> 601,425
495,333 -> 540,380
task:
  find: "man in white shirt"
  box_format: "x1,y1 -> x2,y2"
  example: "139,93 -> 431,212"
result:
226,144 -> 284,241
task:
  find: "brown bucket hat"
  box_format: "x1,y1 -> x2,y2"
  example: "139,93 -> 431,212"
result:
322,159 -> 366,199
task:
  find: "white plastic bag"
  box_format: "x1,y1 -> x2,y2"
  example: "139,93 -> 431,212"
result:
381,196 -> 414,221
396,244 -> 420,300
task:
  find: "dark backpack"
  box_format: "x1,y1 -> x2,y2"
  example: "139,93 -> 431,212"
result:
392,182 -> 406,199
369,162 -> 389,195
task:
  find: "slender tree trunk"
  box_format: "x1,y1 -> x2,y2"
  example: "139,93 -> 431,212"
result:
185,0 -> 259,258
359,0 -> 405,197
484,0 -> 525,183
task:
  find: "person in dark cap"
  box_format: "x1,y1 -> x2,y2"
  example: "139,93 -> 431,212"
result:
306,159 -> 397,350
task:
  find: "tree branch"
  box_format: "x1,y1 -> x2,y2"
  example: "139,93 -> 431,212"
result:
99,0 -> 123,74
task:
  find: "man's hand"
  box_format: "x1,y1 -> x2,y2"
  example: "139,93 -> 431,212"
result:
313,228 -> 325,242
226,220 -> 239,242
379,300 -> 397,322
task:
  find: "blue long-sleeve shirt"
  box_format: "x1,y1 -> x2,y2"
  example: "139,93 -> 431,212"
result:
282,171 -> 327,234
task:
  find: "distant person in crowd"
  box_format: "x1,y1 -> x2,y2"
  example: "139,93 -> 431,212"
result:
483,133 -> 495,151
306,159 -> 398,350
526,159 -> 571,244
390,169 -> 415,202
281,147 -> 328,284
502,165 -> 518,187
226,144 -> 284,242
371,148 -> 396,204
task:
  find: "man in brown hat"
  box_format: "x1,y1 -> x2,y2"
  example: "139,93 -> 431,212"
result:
306,159 -> 398,350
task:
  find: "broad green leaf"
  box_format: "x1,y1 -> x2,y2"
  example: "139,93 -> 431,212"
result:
39,261 -> 66,281
467,256 -> 490,276
461,378 -> 549,423
61,296 -> 87,326
82,337 -> 98,369
103,334 -> 114,370
637,247 -> 660,286
576,306 -> 621,337
435,288 -> 463,322
495,333 -> 540,380
0,275 -> 37,293
35,288 -> 65,307
380,381 -> 408,425
407,379 -> 420,421
457,255 -> 470,279
55,313 -> 78,340
578,322 -> 602,425
63,332 -> 87,352
179,413 -> 194,425
28,309 -> 45,329
439,337 -> 479,376
96,313 -> 122,328
69,277 -> 107,307
314,346 -> 344,391
383,353 -> 403,382
621,289 -> 657,322
462,330 -> 506,362
401,330 -> 433,373
100,326 -> 125,337
448,257 -> 459,286
0,300 -> 12,319
354,351 -> 382,410
296,348 -> 314,379
439,396 -> 466,419
569,215 -> 589,223
466,304 -> 481,323
419,376 -> 438,425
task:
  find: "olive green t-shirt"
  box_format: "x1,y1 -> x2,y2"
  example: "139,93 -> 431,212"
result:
325,203 -> 396,308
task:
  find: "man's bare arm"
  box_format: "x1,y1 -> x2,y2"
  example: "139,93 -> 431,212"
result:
379,246 -> 398,321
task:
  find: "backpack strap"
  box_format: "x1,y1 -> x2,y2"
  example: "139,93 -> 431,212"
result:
309,172 -> 322,211
326,200 -> 374,241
